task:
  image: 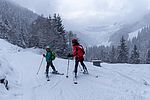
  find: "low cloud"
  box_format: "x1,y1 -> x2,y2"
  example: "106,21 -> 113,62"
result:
12,0 -> 150,30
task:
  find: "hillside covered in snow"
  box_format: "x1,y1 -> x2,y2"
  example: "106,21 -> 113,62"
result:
0,0 -> 68,59
0,39 -> 150,100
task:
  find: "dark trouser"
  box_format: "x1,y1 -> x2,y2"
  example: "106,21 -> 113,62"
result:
46,61 -> 56,75
74,59 -> 87,75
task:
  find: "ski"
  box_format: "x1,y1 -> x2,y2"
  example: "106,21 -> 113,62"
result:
83,71 -> 89,74
73,76 -> 78,84
50,72 -> 64,75
46,75 -> 50,81
47,78 -> 50,81
74,80 -> 77,84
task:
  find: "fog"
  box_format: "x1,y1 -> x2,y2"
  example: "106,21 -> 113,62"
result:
12,0 -> 150,30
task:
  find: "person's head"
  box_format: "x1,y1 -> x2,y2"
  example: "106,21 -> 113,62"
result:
72,38 -> 79,46
46,46 -> 51,52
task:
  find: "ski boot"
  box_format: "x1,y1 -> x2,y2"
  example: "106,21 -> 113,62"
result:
83,68 -> 89,74
52,70 -> 58,74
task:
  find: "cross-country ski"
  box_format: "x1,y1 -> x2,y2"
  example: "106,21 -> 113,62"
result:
46,75 -> 50,81
73,77 -> 78,84
50,72 -> 64,75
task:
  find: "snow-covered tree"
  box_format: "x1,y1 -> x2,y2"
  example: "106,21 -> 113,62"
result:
129,45 -> 140,64
0,0 -> 37,47
109,46 -> 117,63
117,36 -> 129,63
54,14 -> 65,34
146,49 -> 150,64
29,14 -> 68,58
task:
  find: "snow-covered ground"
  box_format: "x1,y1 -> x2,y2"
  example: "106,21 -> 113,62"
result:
0,39 -> 150,100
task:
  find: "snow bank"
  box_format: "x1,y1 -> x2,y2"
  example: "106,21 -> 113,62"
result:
0,39 -> 21,100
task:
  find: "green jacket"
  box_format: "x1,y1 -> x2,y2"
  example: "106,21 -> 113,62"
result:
45,51 -> 52,62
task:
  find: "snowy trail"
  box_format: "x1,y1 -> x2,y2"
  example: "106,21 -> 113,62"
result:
10,51 -> 43,100
9,52 -> 150,100
0,39 -> 150,100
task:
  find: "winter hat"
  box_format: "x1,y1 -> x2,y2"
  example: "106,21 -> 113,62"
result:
72,38 -> 78,43
46,46 -> 50,49
46,46 -> 51,51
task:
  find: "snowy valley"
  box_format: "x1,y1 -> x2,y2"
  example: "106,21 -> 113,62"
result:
0,0 -> 150,100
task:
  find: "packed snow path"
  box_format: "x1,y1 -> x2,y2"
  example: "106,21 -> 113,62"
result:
11,51 -> 150,100
0,39 -> 150,100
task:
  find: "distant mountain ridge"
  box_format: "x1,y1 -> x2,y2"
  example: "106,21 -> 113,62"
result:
110,11 -> 150,45
77,11 -> 150,47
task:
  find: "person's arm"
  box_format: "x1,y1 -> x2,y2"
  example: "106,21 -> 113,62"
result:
67,46 -> 76,57
72,46 -> 78,57
43,54 -> 46,57
67,53 -> 73,57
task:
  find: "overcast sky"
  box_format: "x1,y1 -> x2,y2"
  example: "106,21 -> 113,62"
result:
12,0 -> 150,30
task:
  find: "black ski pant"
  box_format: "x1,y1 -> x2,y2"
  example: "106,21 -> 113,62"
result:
46,61 -> 56,75
74,59 -> 87,74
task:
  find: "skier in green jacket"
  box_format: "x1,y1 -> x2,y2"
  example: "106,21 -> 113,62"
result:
43,46 -> 57,77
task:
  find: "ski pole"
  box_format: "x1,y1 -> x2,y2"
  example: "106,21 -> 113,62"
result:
79,64 -> 83,71
66,58 -> 70,78
36,56 -> 44,75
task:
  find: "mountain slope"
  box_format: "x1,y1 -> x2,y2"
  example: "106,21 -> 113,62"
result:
0,0 -> 38,47
76,11 -> 150,46
110,11 -> 150,45
76,23 -> 122,46
0,1 -> 68,58
0,39 -> 150,100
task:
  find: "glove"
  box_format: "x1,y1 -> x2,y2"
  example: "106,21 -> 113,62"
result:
67,53 -> 73,57
43,54 -> 46,57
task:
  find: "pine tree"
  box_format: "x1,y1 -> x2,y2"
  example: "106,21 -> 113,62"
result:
54,14 -> 67,57
29,14 -> 68,58
55,14 -> 65,34
117,36 -> 129,63
129,45 -> 140,64
109,46 -> 117,63
146,49 -> 150,64
67,31 -> 74,53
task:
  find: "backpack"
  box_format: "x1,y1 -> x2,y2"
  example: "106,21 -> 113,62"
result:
80,45 -> 85,55
51,52 -> 56,60
77,45 -> 85,56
